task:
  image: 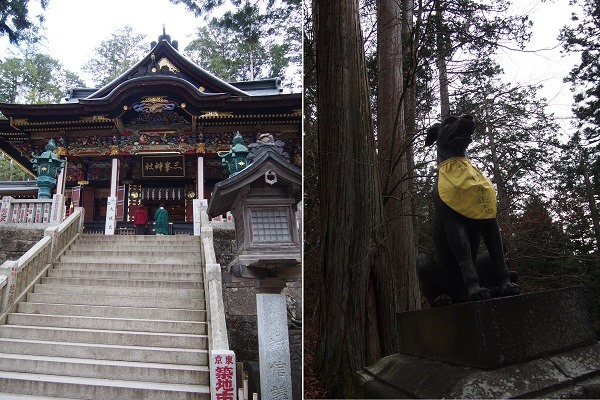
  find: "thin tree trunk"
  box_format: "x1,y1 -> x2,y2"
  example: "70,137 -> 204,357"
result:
314,0 -> 397,396
377,0 -> 420,312
434,0 -> 450,119
485,104 -> 513,264
581,155 -> 600,255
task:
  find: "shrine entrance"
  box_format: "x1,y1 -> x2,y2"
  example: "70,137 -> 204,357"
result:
132,186 -> 189,222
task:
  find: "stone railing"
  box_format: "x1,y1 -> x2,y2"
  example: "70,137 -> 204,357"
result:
209,211 -> 235,230
0,195 -> 66,226
200,206 -> 237,400
0,207 -> 84,323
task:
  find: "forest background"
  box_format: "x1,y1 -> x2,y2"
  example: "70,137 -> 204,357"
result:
304,0 -> 600,397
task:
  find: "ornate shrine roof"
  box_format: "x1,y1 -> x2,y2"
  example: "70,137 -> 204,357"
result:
0,30 -> 301,176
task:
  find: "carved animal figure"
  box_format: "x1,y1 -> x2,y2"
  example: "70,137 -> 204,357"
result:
417,114 -> 520,307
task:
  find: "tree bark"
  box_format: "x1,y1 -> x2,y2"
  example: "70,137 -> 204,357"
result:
314,0 -> 397,396
484,104 -> 514,265
581,155 -> 600,255
434,0 -> 450,119
377,0 -> 421,313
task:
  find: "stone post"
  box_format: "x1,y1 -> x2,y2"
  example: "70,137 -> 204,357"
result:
105,197 -> 117,235
0,196 -> 13,224
256,292 -> 293,400
50,194 -> 65,226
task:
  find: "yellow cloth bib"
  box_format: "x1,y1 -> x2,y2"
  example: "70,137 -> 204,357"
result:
438,157 -> 497,219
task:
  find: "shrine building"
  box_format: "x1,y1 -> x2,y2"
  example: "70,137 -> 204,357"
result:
0,30 -> 301,233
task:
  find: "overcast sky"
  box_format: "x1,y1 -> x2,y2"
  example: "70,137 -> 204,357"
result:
0,0 -> 583,132
0,0 -> 208,86
499,0 -> 581,136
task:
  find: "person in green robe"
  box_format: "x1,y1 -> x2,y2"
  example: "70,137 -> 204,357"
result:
154,203 -> 169,235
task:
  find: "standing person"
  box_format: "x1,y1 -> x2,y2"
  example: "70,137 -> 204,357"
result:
154,203 -> 169,235
133,203 -> 148,235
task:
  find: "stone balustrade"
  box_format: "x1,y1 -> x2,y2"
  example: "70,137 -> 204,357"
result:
200,205 -> 237,400
0,207 -> 84,322
0,195 -> 66,226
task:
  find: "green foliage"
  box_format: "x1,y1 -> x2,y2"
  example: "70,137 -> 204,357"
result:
168,0 -> 300,16
0,153 -> 31,181
0,53 -> 84,104
183,1 -> 301,88
185,24 -> 242,81
82,25 -> 148,87
560,0 -> 600,148
0,0 -> 48,44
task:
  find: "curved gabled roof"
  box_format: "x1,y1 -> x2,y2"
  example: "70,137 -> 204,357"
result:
86,38 -> 250,100
207,149 -> 302,217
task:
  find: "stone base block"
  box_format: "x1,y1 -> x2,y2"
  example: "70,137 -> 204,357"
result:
354,343 -> 600,399
397,287 -> 596,369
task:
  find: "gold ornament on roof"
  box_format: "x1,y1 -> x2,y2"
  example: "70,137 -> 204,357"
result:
142,96 -> 168,104
158,57 -> 179,72
109,145 -> 119,156
196,143 -> 206,154
80,115 -> 110,122
54,147 -> 67,157
200,111 -> 233,118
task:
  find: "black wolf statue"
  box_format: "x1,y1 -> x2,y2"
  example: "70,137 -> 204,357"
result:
417,114 -> 520,307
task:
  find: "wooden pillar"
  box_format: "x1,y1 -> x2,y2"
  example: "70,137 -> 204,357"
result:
105,157 -> 119,235
56,157 -> 67,196
110,158 -> 119,198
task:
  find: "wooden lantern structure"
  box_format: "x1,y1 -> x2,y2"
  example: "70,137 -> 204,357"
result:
207,134 -> 301,292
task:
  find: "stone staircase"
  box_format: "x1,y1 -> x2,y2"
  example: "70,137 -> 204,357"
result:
0,234 -> 210,399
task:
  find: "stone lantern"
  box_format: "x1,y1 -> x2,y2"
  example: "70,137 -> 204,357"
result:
30,139 -> 66,199
218,131 -> 251,177
208,133 -> 301,400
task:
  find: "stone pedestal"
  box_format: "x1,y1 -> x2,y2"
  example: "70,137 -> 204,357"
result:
354,287 -> 600,398
256,293 -> 292,400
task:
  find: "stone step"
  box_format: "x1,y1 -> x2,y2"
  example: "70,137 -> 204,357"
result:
52,261 -> 202,272
47,268 -> 203,281
26,292 -> 205,310
40,276 -> 202,289
32,283 -> 202,298
59,255 -> 200,264
17,302 -> 205,321
64,249 -> 201,258
69,243 -> 200,253
78,234 -> 199,241
0,370 -> 209,399
6,313 -> 207,335
0,353 -> 209,385
0,337 -> 207,365
0,325 -> 207,349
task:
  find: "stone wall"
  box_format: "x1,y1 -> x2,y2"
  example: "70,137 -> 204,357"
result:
0,226 -> 45,264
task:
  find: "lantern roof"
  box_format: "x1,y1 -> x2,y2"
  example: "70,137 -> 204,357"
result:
207,144 -> 301,218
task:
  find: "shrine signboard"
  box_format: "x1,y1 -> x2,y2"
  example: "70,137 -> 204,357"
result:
142,155 -> 185,178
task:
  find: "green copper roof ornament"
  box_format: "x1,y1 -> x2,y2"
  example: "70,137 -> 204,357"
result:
30,139 -> 67,199
219,132 -> 250,177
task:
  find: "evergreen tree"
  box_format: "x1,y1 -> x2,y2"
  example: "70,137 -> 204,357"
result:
451,60 -> 560,269
0,153 -> 31,181
82,25 -> 147,87
0,53 -> 84,104
185,23 -> 243,81
313,0 -> 397,396
559,0 -> 600,149
183,0 -> 301,89
0,0 -> 47,45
